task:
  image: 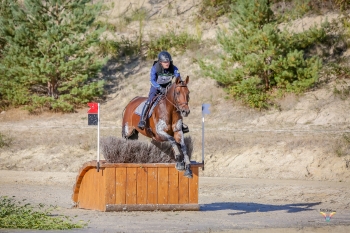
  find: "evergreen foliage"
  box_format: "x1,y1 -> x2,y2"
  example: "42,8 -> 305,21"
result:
199,0 -> 325,108
198,0 -> 236,22
0,0 -> 106,112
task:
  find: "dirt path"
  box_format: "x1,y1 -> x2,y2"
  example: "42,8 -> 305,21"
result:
1,170 -> 350,233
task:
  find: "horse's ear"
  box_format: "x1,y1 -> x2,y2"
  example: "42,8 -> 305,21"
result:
185,76 -> 189,84
176,76 -> 181,84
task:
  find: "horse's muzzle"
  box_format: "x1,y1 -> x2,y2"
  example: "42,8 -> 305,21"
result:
181,109 -> 190,117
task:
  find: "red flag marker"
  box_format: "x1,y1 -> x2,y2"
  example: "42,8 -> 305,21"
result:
87,102 -> 98,114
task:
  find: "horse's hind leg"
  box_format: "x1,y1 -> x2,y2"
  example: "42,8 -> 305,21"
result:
126,131 -> 138,140
122,123 -> 139,140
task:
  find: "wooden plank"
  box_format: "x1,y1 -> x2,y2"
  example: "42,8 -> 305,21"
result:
86,170 -> 94,209
98,169 -> 106,211
106,204 -> 200,212
189,167 -> 199,204
72,165 -> 94,202
99,162 -> 204,168
77,171 -> 87,208
126,167 -> 137,204
79,169 -> 94,209
115,167 -> 127,204
178,172 -> 189,204
72,161 -> 203,204
137,167 -> 148,204
104,167 -> 116,206
168,167 -> 179,204
147,167 -> 157,204
73,160 -> 203,211
92,169 -> 99,210
157,167 -> 169,204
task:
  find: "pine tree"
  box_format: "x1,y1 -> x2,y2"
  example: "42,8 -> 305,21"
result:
0,0 -> 106,112
199,0 -> 324,108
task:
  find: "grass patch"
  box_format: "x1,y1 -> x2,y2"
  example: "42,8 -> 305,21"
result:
334,133 -> 350,157
274,0 -> 312,22
0,132 -> 12,148
198,0 -> 235,22
97,36 -> 139,59
0,196 -> 86,230
146,30 -> 199,59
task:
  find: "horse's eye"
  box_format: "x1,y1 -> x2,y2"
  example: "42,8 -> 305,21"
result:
176,92 -> 180,96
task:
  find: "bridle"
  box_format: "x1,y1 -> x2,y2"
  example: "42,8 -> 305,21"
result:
164,82 -> 189,112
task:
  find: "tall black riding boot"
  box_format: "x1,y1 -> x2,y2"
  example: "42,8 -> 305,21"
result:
138,101 -> 150,130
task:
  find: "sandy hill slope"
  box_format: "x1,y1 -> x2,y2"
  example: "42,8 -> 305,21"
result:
0,0 -> 350,182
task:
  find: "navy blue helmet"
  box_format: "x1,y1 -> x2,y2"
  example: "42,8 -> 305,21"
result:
157,51 -> 172,62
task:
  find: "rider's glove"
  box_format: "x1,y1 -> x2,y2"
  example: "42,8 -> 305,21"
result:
158,87 -> 166,94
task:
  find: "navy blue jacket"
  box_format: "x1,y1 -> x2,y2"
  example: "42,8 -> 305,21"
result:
150,63 -> 180,89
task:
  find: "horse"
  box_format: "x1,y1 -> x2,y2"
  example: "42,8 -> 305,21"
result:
122,76 -> 193,178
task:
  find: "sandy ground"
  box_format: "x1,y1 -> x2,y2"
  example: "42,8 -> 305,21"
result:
0,170 -> 350,233
1,1 -> 350,232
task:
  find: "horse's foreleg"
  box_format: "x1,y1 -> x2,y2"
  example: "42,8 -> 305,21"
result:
156,119 -> 181,155
174,120 -> 193,178
156,119 -> 185,171
173,119 -> 190,165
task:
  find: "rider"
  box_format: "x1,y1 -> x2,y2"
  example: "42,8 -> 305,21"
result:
137,51 -> 189,133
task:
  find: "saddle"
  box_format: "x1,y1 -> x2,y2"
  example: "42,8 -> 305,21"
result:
135,94 -> 163,118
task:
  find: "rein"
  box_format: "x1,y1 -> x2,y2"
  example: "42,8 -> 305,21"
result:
164,82 -> 188,112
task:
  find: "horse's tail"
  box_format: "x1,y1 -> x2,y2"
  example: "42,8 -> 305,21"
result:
122,96 -> 142,139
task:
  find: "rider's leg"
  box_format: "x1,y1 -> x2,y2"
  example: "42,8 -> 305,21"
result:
138,86 -> 157,130
137,101 -> 150,130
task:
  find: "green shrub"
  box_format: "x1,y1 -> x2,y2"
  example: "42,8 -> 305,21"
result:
274,0 -> 312,22
0,196 -> 86,230
199,0 -> 325,109
198,0 -> 236,21
147,31 -> 199,59
0,132 -> 12,148
334,133 -> 350,157
97,36 -> 138,59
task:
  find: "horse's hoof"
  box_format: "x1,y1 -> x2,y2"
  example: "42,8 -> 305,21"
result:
184,169 -> 193,178
176,162 -> 185,171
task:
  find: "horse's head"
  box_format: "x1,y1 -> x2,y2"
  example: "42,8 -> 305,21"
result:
173,76 -> 190,117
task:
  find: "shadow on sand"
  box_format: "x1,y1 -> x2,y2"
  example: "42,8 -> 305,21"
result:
200,202 -> 321,215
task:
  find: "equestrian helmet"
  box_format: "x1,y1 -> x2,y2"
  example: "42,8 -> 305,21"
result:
157,51 -> 172,62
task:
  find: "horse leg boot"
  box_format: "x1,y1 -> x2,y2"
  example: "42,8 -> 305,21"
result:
183,155 -> 193,178
171,144 -> 185,171
138,101 -> 150,130
182,123 -> 189,134
175,154 -> 185,171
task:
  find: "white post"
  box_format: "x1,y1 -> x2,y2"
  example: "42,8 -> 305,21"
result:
201,103 -> 210,171
97,103 -> 100,172
202,112 -> 205,171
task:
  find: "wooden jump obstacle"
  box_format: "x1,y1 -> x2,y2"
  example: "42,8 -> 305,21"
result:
72,160 -> 203,211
